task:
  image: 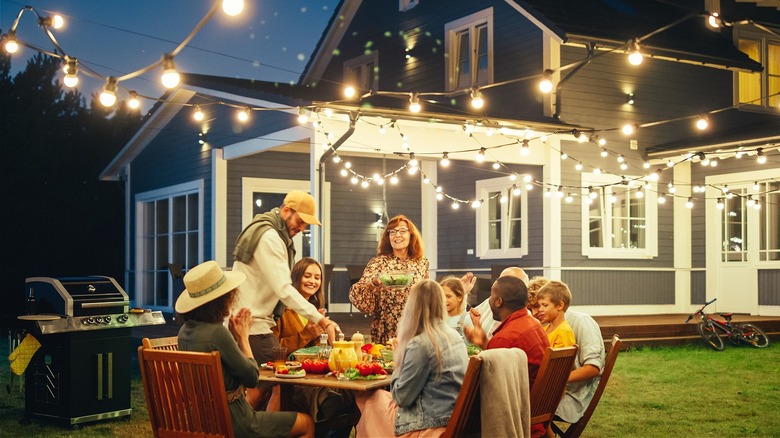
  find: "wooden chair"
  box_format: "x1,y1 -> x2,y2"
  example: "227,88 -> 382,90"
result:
529,345 -> 579,435
138,347 -> 233,438
552,334 -> 622,438
142,336 -> 179,351
443,355 -> 483,438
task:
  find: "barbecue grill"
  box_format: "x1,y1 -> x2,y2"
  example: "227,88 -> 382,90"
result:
22,276 -> 166,426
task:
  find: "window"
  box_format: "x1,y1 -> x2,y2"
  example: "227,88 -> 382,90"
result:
758,181 -> 780,261
445,8 -> 493,91
475,176 -> 527,259
581,173 -> 657,259
136,181 -> 202,309
721,188 -> 748,262
344,52 -> 378,94
399,0 -> 418,11
737,32 -> 780,109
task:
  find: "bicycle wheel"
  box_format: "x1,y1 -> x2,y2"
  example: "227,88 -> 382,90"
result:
738,323 -> 770,348
697,322 -> 725,351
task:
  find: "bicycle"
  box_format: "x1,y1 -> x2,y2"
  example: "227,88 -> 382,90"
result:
685,298 -> 770,351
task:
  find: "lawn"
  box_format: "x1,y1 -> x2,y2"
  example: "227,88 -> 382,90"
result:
1,341 -> 778,437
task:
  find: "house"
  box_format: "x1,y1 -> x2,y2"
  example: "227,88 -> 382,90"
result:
101,0 -> 780,317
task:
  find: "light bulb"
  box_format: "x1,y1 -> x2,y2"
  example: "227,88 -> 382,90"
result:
686,198 -> 694,209
575,162 -> 583,171
99,77 -> 118,107
622,123 -> 636,135
161,54 -> 180,89
440,152 -> 450,167
237,107 -> 250,122
628,39 -> 643,65
539,70 -> 554,93
4,31 -> 19,54
222,0 -> 244,16
297,107 -> 309,124
707,12 -> 721,29
695,115 -> 709,130
128,91 -> 140,109
193,105 -> 204,121
63,59 -> 78,88
658,194 -> 666,204
409,93 -> 421,113
470,88 -> 484,109
520,140 -> 530,156
344,86 -> 356,98
475,148 -> 486,163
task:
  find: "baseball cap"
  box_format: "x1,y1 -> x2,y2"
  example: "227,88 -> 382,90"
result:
283,190 -> 321,226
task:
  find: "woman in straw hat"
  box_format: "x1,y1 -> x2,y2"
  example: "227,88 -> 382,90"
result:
176,260 -> 314,437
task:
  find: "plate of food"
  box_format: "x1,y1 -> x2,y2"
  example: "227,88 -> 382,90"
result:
379,271 -> 414,289
275,368 -> 306,379
262,361 -> 301,370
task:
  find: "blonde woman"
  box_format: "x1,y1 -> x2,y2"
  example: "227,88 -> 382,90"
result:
355,280 -> 467,437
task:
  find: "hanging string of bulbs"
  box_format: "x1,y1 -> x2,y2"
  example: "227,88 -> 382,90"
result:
1,0 -> 245,108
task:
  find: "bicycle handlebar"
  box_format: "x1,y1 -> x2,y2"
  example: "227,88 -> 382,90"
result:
684,297 -> 718,323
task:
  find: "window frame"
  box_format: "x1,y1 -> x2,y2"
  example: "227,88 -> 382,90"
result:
734,29 -> 780,111
580,173 -> 658,259
444,8 -> 494,92
475,176 -> 528,259
135,180 -> 203,311
344,52 -> 379,95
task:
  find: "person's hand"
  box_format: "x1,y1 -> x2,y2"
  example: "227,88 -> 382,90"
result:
229,308 -> 252,341
308,320 -> 325,336
318,317 -> 339,344
318,307 -> 327,317
460,272 -> 476,294
464,310 -> 487,349
389,337 -> 398,350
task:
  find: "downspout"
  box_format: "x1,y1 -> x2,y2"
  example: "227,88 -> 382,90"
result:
553,43 -> 594,120
316,111 -> 358,262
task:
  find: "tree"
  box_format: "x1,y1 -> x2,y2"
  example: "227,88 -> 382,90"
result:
0,51 -> 142,318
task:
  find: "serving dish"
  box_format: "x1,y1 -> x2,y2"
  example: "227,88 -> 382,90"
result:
379,271 -> 413,289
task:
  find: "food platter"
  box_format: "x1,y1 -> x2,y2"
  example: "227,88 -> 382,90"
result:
262,361 -> 301,370
275,370 -> 306,379
379,271 -> 413,289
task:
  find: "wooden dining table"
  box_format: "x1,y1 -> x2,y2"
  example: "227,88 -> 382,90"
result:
259,368 -> 392,410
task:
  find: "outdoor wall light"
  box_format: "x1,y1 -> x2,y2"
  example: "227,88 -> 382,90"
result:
707,12 -> 722,29
626,92 -> 635,105
161,54 -> 180,89
99,76 -> 118,107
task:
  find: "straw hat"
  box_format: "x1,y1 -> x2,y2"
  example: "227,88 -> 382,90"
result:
175,261 -> 246,314
284,190 -> 321,226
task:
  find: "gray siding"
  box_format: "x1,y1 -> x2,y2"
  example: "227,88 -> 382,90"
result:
561,270 -> 675,305
759,269 -> 780,306
436,160 -> 544,272
691,270 -> 707,304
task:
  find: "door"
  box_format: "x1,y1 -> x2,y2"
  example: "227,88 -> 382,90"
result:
709,173 -> 780,315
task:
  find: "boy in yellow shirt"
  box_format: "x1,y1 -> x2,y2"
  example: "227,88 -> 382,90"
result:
536,281 -> 577,348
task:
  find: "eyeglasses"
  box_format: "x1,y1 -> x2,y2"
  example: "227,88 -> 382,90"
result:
388,228 -> 409,236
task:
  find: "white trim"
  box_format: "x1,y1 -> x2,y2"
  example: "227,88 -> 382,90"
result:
673,162 -> 692,313
733,28 -> 780,112
475,176 -> 528,259
222,126 -> 311,160
544,137 -> 562,281
301,0 -> 363,85
444,8 -> 494,91
213,148 -> 227,266
580,173 -> 658,259
134,179 -> 204,312
421,160 -> 438,271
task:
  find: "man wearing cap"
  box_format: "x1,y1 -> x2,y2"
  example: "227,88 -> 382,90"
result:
233,190 -> 337,409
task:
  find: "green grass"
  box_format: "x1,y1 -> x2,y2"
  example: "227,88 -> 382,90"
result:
2,341 -> 779,437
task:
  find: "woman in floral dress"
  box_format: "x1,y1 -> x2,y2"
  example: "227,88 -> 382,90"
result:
349,214 -> 429,344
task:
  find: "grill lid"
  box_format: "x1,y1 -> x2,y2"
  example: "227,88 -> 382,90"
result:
26,276 -> 129,316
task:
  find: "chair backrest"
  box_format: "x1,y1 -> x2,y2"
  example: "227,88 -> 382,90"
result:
142,336 -> 180,351
346,264 -> 365,286
529,345 -> 579,428
138,347 -> 234,438
444,355 -> 483,438
562,334 -> 622,438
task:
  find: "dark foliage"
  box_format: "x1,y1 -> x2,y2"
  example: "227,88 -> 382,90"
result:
0,52 -> 143,320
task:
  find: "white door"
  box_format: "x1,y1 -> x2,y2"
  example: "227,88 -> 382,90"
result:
708,172 -> 780,315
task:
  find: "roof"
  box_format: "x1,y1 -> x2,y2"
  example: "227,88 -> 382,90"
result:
508,0 -> 775,72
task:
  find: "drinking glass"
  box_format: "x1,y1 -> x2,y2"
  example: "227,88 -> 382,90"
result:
272,346 -> 288,372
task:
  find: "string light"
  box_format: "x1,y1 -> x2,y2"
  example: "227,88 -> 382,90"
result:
128,91 -> 140,109
695,115 -> 709,130
440,152 -> 450,167
520,140 -> 530,156
63,58 -> 79,88
470,88 -> 484,109
716,198 -> 724,209
628,39 -> 644,65
685,197 -> 694,209
237,106 -> 251,122
297,107 -> 309,124
539,70 -> 554,93
658,193 -> 666,204
476,147 -> 486,163
160,54 -> 180,89
756,148 -> 766,164
193,105 -> 204,121
3,30 -> 19,54
344,86 -> 356,99
221,0 -> 245,16
408,93 -> 421,113
99,77 -> 118,107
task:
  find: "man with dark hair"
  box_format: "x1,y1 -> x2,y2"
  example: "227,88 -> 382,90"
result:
466,275 -> 549,387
